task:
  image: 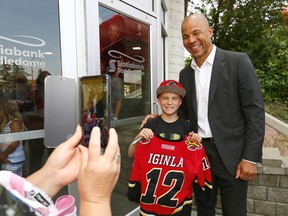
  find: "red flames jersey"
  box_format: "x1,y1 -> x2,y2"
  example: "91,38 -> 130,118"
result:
127,134 -> 212,216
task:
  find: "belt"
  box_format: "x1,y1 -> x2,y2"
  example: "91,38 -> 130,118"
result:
202,137 -> 215,143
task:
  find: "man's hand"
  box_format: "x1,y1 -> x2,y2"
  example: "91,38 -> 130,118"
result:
188,131 -> 202,144
140,114 -> 159,129
235,160 -> 257,181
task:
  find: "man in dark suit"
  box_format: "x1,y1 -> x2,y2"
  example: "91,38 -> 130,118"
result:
179,13 -> 265,216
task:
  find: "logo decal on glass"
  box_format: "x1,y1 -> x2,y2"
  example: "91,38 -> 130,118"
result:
0,35 -> 46,47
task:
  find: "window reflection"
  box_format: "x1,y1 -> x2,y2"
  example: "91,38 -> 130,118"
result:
0,100 -> 26,176
0,0 -> 61,130
99,6 -> 150,120
0,0 -> 61,177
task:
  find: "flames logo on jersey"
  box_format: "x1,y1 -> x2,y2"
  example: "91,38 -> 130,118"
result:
185,137 -> 202,151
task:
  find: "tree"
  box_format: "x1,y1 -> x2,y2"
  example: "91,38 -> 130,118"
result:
187,0 -> 288,103
0,63 -> 29,83
256,24 -> 288,103
188,0 -> 284,51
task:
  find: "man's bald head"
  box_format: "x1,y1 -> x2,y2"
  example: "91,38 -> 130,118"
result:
181,13 -> 210,31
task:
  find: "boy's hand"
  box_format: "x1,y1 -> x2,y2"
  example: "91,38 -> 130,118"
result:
137,128 -> 154,141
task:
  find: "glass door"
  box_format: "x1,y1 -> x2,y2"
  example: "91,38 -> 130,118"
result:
84,1 -> 158,215
99,7 -> 151,215
99,5 -> 150,122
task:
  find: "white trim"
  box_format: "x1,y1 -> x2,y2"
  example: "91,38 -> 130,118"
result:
0,130 -> 44,143
58,0 -> 86,77
120,0 -> 156,17
86,0 -> 101,75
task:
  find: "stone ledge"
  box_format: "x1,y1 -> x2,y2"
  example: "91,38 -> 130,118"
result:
262,147 -> 283,167
263,165 -> 286,175
265,113 -> 288,136
281,156 -> 288,174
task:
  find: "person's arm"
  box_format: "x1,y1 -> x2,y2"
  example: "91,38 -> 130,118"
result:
139,114 -> 159,129
235,53 -> 265,181
0,120 -> 23,163
0,153 -> 9,163
27,125 -> 82,198
77,127 -> 120,216
0,142 -> 19,164
128,128 -> 153,158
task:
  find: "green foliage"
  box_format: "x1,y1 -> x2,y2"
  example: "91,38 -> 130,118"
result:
187,0 -> 288,104
265,101 -> 288,124
184,55 -> 192,66
256,25 -> 288,103
0,63 -> 29,83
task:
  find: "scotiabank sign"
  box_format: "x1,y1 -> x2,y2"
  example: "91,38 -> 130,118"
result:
100,15 -> 148,76
107,50 -> 145,74
0,35 -> 47,68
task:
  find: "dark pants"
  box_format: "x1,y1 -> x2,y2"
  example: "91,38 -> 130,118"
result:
193,139 -> 248,216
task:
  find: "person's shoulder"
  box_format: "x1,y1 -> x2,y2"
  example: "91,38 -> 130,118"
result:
7,118 -> 22,126
9,119 -> 24,131
217,47 -> 249,59
145,116 -> 161,125
180,64 -> 192,74
143,116 -> 161,129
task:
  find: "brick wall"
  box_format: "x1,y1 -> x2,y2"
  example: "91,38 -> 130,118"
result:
194,115 -> 288,216
245,115 -> 288,216
247,151 -> 288,215
192,149 -> 288,216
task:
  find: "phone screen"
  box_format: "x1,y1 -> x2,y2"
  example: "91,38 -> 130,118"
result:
80,75 -> 111,148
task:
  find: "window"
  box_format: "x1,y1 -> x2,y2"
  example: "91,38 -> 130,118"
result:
99,6 -> 150,120
0,0 -> 61,130
0,0 -> 61,177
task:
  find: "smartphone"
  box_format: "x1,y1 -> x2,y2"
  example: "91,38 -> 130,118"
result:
44,76 -> 78,148
80,75 -> 111,149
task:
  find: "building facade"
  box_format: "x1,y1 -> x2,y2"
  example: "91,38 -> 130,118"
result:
0,0 -> 186,214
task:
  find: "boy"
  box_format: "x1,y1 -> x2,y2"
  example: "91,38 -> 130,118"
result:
128,80 -> 201,157
127,80 -> 212,215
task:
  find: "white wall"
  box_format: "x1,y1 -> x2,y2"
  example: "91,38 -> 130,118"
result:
167,0 -> 185,81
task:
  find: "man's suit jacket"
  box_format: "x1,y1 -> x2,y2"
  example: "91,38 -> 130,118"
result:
179,47 -> 265,175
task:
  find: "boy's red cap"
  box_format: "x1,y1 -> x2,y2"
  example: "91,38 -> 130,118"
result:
156,80 -> 186,98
